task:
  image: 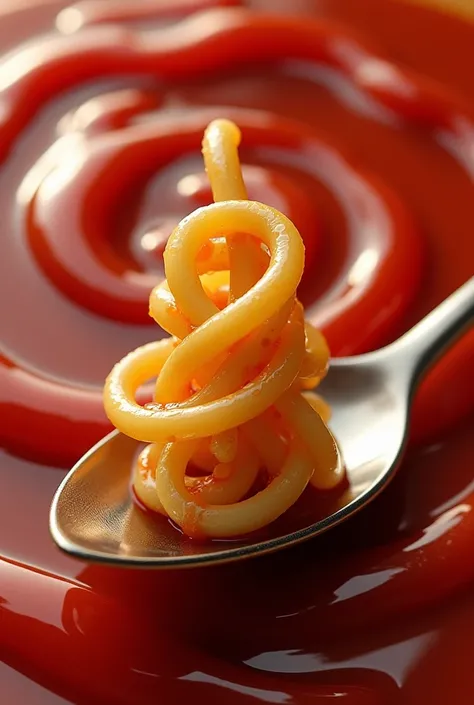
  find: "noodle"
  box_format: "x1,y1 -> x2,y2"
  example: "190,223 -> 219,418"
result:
104,119 -> 343,539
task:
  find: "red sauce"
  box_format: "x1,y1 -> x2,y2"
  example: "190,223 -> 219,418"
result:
1,0 -> 473,702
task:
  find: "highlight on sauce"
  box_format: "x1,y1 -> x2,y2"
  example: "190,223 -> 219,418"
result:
1,0 -> 474,704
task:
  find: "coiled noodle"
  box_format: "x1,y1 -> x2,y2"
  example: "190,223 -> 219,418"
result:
104,119 -> 343,539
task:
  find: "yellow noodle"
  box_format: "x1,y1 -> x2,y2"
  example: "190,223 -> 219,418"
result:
104,118 -> 343,539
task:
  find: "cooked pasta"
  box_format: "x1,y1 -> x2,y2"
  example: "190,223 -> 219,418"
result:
104,119 -> 343,539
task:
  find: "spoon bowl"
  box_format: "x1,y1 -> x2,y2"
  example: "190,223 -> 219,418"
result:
50,278 -> 473,567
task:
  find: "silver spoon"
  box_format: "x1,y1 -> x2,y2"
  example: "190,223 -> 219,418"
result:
50,278 -> 474,568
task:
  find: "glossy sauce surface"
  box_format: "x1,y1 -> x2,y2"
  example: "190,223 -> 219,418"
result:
1,0 -> 474,703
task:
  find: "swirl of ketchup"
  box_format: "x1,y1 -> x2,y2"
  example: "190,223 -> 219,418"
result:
1,2 -> 473,467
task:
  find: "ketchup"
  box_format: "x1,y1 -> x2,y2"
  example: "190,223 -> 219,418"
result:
1,1 -> 473,703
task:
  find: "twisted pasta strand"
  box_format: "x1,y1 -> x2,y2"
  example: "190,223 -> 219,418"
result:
104,119 -> 343,538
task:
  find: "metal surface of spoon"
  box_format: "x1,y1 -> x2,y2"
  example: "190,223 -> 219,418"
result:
50,278 -> 474,568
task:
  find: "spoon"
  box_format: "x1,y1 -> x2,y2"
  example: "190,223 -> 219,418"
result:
50,278 -> 474,568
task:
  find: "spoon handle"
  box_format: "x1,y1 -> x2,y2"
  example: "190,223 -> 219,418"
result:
389,277 -> 474,381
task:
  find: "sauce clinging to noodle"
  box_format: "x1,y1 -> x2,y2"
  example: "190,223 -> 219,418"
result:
104,118 -> 342,538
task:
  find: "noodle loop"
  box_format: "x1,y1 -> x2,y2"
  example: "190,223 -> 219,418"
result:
104,118 -> 343,538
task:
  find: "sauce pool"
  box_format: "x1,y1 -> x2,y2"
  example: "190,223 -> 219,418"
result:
1,0 -> 473,703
